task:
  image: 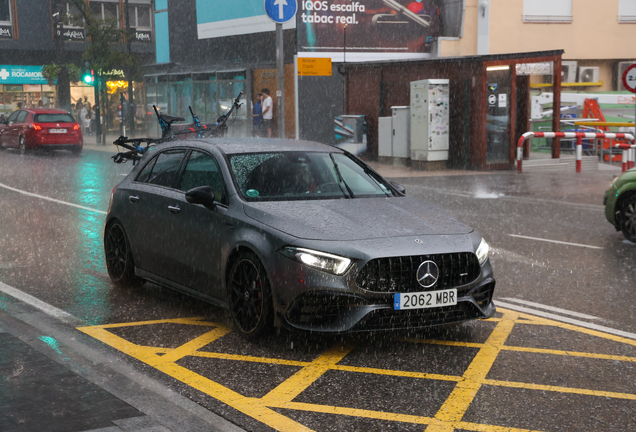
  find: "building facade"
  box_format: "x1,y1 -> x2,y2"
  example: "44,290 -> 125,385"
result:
438,0 -> 636,92
0,0 -> 154,135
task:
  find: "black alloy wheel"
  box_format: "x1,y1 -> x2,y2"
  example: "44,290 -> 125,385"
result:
620,194 -> 636,243
228,252 -> 272,338
104,221 -> 139,285
18,136 -> 27,155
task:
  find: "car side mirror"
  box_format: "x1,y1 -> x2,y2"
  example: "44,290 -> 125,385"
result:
185,186 -> 216,209
391,181 -> 406,195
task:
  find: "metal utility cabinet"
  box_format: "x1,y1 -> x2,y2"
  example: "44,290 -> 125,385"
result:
410,79 -> 450,162
378,106 -> 410,159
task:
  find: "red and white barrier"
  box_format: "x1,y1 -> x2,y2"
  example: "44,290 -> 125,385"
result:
517,132 -> 635,173
614,143 -> 636,172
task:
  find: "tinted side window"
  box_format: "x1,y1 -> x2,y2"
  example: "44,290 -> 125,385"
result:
7,111 -> 19,123
16,111 -> 28,123
136,156 -> 158,183
180,151 -> 227,204
146,150 -> 186,188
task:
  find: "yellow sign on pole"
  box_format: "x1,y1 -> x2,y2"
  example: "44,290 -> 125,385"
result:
298,58 -> 332,76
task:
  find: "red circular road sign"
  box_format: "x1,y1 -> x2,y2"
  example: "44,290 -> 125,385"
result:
622,63 -> 636,94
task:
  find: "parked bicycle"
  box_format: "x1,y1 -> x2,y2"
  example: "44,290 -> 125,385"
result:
112,91 -> 243,164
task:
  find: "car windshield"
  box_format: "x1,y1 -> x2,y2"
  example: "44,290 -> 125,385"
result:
229,151 -> 395,201
34,113 -> 75,123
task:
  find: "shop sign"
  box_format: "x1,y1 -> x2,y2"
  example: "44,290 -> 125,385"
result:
135,30 -> 152,43
56,27 -> 86,42
0,65 -> 49,85
298,57 -> 332,76
102,69 -> 126,80
516,62 -> 553,76
0,25 -> 12,39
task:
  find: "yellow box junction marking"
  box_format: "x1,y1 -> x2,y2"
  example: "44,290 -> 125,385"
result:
78,310 -> 636,432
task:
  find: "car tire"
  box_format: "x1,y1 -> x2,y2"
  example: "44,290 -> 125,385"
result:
228,252 -> 272,338
72,145 -> 82,155
18,136 -> 27,155
104,221 -> 142,286
619,193 -> 636,243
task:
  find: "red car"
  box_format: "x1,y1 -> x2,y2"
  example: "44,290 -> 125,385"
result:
0,108 -> 83,155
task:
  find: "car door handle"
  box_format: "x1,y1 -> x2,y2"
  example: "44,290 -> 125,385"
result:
168,205 -> 181,214
128,195 -> 139,203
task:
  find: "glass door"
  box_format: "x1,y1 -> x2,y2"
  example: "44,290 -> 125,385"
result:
486,67 -> 512,164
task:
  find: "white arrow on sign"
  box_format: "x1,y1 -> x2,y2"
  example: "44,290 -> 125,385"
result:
274,0 -> 288,19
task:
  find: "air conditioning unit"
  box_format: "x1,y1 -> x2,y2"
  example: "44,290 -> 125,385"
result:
579,66 -> 600,83
561,61 -> 577,83
617,61 -> 635,91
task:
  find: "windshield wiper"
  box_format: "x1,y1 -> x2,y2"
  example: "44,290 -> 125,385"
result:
330,154 -> 355,198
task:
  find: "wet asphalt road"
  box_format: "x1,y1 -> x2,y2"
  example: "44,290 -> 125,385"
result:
1,146 -> 635,432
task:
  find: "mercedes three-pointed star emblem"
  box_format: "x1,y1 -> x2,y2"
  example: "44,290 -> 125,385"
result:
416,260 -> 439,288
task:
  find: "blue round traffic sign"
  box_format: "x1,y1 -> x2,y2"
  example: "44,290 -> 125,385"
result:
264,0 -> 297,24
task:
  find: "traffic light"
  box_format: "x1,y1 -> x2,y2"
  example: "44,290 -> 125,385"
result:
82,68 -> 95,85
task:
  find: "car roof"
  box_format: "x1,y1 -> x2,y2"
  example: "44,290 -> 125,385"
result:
157,137 -> 344,155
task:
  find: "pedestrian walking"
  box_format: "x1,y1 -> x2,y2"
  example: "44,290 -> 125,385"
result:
252,93 -> 263,137
261,88 -> 273,138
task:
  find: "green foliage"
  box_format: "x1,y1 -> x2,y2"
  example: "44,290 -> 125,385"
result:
41,63 -> 81,85
68,0 -> 142,82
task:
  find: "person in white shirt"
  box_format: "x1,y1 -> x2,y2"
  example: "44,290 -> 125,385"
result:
261,88 -> 273,138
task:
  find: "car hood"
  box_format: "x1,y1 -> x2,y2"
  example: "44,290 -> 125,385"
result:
243,197 -> 473,241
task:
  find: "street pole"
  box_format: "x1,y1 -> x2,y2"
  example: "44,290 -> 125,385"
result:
276,23 -> 284,138
94,71 -> 101,145
343,24 -> 347,115
125,0 -> 134,137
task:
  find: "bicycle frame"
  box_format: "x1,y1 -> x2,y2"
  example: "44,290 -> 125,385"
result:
112,91 -> 244,164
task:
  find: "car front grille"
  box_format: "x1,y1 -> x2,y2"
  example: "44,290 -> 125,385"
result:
356,253 -> 480,293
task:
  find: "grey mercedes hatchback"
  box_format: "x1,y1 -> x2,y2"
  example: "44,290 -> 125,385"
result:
104,138 -> 495,337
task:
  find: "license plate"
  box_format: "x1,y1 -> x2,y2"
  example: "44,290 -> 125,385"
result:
394,289 -> 457,310
49,128 -> 67,133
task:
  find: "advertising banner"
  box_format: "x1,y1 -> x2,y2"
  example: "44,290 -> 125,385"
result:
297,0 -> 441,61
196,0 -> 295,40
0,65 -> 49,85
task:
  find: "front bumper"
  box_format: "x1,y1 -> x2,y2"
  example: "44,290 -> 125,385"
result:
604,186 -> 619,227
269,248 -> 496,333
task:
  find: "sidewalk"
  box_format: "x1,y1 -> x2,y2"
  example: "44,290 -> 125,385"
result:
0,289 -> 243,432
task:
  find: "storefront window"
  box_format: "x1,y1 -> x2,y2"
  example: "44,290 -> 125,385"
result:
145,74 -> 248,137
0,84 -> 57,116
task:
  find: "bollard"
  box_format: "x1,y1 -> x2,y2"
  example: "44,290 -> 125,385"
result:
623,150 -> 628,172
517,146 -> 523,173
630,148 -> 636,170
576,136 -> 582,173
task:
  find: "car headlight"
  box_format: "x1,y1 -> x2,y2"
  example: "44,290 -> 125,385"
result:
280,247 -> 352,275
476,238 -> 489,266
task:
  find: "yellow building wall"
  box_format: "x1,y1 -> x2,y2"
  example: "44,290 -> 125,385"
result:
489,0 -> 636,59
439,0 -> 636,60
